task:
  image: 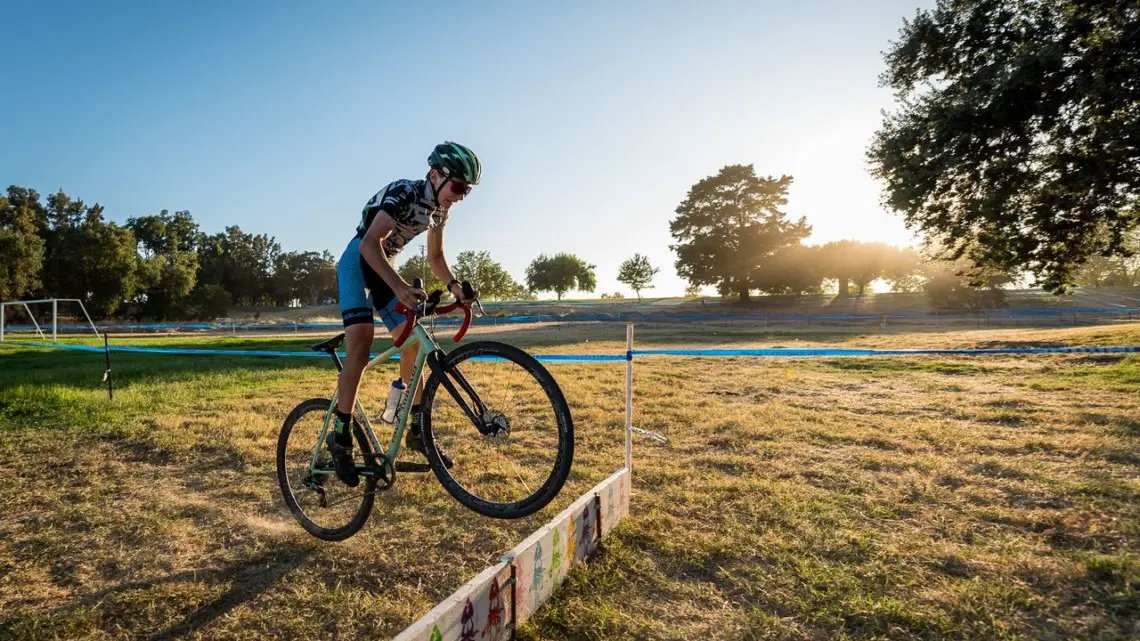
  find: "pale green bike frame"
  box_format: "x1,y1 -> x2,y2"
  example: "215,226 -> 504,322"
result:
308,321 -> 445,478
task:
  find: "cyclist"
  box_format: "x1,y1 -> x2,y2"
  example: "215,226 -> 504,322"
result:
328,141 -> 480,487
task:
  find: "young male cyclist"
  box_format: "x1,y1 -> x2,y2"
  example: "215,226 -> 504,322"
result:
328,141 -> 481,487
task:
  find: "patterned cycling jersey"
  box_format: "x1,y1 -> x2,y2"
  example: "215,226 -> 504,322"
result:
355,178 -> 447,259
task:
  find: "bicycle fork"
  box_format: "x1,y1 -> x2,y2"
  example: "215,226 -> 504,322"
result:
425,349 -> 494,435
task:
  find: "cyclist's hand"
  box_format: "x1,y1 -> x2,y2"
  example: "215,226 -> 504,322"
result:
396,282 -> 426,310
451,280 -> 478,304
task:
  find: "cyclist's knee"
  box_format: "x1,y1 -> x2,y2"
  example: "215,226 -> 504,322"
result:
388,320 -> 407,339
344,324 -> 374,361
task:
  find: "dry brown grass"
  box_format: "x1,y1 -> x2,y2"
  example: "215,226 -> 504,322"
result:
1,324 -> 1138,639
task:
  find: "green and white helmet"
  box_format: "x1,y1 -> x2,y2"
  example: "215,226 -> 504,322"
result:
428,141 -> 481,184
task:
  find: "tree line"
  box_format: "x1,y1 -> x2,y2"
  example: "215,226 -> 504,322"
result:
4,175 -> 1136,321
0,186 -> 337,319
0,185 -> 612,318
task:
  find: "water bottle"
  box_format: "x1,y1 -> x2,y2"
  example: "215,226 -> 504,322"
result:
381,379 -> 407,423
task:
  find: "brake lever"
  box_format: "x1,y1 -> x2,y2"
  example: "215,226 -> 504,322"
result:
422,290 -> 443,316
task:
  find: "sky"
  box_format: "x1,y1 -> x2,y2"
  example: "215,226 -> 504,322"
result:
1,0 -> 935,298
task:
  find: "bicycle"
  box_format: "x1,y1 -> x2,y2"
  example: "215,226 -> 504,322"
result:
276,280 -> 575,541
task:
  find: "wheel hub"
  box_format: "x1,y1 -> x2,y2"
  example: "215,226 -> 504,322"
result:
482,410 -> 511,439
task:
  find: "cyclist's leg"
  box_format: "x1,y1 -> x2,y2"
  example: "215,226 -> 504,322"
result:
337,237 -> 377,421
327,238 -> 374,486
377,297 -> 452,466
363,263 -> 431,438
376,297 -> 416,394
337,323 -> 374,416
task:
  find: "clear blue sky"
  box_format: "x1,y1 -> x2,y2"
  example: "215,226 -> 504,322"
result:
2,0 -> 933,298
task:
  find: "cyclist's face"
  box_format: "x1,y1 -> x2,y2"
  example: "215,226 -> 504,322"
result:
431,170 -> 472,207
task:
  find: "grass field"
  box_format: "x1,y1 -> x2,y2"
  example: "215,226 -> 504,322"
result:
1,322 -> 1138,640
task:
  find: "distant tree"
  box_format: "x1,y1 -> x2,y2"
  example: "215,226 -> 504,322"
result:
526,253 -> 596,300
816,241 -> 857,297
816,241 -> 919,296
308,250 -> 338,303
453,250 -> 522,300
670,165 -> 810,302
397,253 -> 446,293
683,284 -> 702,298
127,210 -> 199,256
273,250 -> 337,306
77,211 -> 140,317
752,244 -> 824,295
188,283 -> 232,319
1070,229 -> 1140,288
868,0 -> 1140,292
36,190 -> 139,317
883,247 -> 922,293
196,226 -> 280,306
0,188 -> 45,301
127,210 -> 200,319
848,242 -> 894,296
921,252 -> 1016,310
616,254 -> 659,301
512,284 -> 538,300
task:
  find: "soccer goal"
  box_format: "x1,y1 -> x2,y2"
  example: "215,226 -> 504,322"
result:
0,298 -> 102,343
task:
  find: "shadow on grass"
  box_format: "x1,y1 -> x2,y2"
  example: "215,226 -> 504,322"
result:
19,545 -> 316,641
147,545 -> 315,641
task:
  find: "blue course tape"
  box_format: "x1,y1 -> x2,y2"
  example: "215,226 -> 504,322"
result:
5,342 -> 1138,361
632,346 -> 1140,357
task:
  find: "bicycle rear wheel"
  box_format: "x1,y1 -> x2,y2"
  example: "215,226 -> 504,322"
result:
277,398 -> 377,541
421,341 -> 574,519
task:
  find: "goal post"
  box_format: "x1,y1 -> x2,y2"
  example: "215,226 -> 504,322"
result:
0,298 -> 101,343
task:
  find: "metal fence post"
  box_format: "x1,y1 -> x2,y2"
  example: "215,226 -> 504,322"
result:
625,324 -> 634,474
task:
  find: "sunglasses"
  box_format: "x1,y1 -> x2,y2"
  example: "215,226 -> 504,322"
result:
448,179 -> 473,196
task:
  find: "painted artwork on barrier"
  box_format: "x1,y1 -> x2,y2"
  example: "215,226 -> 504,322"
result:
576,498 -> 598,563
514,559 -> 527,621
482,577 -> 506,641
531,540 -> 545,612
598,469 -> 630,538
392,562 -> 512,641
565,520 -> 577,573
551,529 -> 563,590
460,599 -> 476,641
395,469 -> 631,640
514,510 -> 574,626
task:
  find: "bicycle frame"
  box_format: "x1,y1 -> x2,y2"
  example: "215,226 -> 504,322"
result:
308,322 -> 440,477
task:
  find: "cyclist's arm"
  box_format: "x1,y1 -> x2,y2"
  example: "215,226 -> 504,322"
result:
426,226 -> 461,297
360,212 -> 406,291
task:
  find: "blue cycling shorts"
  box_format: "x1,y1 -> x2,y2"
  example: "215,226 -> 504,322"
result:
337,237 -> 407,332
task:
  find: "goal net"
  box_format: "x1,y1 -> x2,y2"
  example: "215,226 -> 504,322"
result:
0,298 -> 102,343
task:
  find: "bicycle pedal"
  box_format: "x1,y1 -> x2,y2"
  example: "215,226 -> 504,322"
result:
394,461 -> 431,473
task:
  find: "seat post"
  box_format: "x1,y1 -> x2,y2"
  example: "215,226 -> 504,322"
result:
329,349 -> 344,372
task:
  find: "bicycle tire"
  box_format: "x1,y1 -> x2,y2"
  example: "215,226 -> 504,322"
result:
277,398 -> 376,541
421,341 -> 574,519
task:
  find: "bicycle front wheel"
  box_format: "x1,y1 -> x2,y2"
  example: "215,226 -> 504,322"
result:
422,341 -> 574,519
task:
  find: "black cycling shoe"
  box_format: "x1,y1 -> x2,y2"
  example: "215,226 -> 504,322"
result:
405,425 -> 454,469
325,430 -> 359,488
